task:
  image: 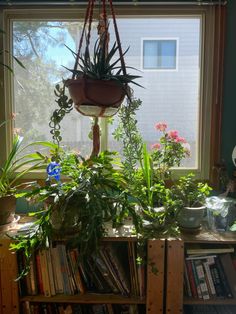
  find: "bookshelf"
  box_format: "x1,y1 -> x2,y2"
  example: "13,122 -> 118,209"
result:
17,238 -> 165,314
0,239 -> 19,314
166,231 -> 236,314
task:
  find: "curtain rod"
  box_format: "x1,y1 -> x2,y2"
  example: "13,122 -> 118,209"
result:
0,1 -> 228,6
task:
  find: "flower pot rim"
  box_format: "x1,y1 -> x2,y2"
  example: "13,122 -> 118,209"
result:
184,205 -> 206,210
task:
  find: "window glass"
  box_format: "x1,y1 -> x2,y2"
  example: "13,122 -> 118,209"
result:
143,39 -> 177,69
109,17 -> 201,169
13,21 -> 96,157
12,16 -> 201,170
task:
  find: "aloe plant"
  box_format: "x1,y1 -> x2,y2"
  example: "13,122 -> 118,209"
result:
65,37 -> 142,88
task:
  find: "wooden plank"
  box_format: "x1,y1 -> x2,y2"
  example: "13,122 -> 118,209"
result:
146,239 -> 165,314
166,239 -> 184,314
0,239 -> 19,314
20,293 -> 145,304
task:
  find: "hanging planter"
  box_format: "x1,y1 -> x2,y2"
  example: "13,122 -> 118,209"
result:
65,76 -> 125,118
65,0 -> 141,118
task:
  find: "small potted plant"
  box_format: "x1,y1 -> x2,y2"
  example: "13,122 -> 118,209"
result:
0,135 -> 55,226
170,173 -> 212,232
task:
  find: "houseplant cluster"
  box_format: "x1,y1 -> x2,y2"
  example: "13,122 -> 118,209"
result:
1,2 -> 211,275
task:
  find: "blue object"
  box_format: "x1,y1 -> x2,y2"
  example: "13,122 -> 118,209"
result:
47,161 -> 61,181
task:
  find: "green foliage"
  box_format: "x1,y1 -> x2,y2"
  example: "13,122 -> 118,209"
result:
49,83 -> 73,146
12,151 -> 142,274
113,97 -> 143,183
65,37 -> 142,88
170,173 -> 212,208
10,207 -> 53,278
0,135 -> 56,197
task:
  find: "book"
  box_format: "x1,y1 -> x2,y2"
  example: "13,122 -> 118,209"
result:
35,253 -> 44,295
191,260 -> 202,299
214,255 -> 233,298
68,249 -> 85,294
29,254 -> 38,295
187,247 -> 234,255
50,246 -> 64,294
185,259 -> 198,298
46,249 -> 56,296
220,253 -> 236,298
103,244 -> 130,295
184,261 -> 192,297
209,262 -> 225,298
193,260 -> 210,300
39,249 -> 51,297
57,244 -> 73,295
203,259 -> 216,296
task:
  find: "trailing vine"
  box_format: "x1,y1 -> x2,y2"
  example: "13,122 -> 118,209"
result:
49,82 -> 73,146
113,96 -> 143,184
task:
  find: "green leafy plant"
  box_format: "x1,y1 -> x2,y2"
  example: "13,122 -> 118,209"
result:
170,173 -> 212,208
11,150 -> 142,276
0,135 -> 56,198
151,122 -> 190,180
65,37 -> 142,88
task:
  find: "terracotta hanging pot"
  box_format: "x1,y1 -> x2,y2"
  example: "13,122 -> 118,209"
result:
65,77 -> 125,117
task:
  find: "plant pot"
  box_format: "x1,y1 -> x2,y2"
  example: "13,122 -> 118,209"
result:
65,77 -> 125,117
177,205 -> 206,231
0,195 -> 16,225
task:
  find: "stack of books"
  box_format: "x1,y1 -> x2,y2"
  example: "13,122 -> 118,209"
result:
184,246 -> 236,300
18,241 -> 146,299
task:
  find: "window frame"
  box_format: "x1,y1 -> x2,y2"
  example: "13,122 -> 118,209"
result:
141,37 -> 179,71
0,5 -> 222,182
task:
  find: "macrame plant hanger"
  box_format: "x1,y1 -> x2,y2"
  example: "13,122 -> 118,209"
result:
70,0 -> 127,157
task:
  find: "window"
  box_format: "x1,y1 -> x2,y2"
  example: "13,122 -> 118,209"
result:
0,6 -> 219,180
142,39 -> 177,70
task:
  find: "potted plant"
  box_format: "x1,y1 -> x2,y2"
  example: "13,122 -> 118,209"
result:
65,37 -> 141,118
0,135 -> 56,226
170,173 -> 212,232
11,150 -> 142,275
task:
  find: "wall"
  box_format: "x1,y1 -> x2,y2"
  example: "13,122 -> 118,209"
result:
221,0 -> 236,176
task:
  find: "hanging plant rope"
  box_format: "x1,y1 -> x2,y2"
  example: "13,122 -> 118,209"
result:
49,0 -> 142,157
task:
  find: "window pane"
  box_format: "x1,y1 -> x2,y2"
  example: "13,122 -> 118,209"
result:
159,40 -> 176,69
109,17 -> 201,169
143,40 -> 158,69
13,21 -> 95,157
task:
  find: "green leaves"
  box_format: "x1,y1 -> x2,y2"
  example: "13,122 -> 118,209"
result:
66,37 -> 142,90
170,173 -> 212,208
0,135 -> 50,197
49,82 -> 73,146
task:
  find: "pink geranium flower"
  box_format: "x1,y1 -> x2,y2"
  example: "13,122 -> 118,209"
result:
151,143 -> 161,150
175,136 -> 186,143
155,122 -> 167,132
167,130 -> 179,139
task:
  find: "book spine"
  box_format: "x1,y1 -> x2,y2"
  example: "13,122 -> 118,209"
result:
209,264 -> 225,298
184,261 -> 192,297
35,253 -> 44,295
39,250 -> 51,297
191,260 -> 202,299
194,260 -> 210,300
203,261 -> 216,296
57,244 -> 73,295
185,260 -> 198,298
51,247 -> 64,294
215,255 -> 233,298
46,250 -> 56,296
